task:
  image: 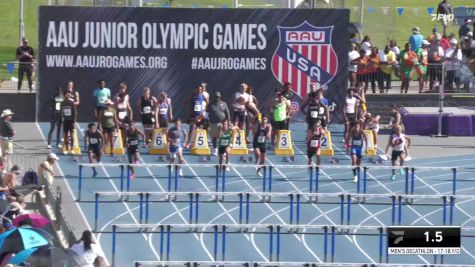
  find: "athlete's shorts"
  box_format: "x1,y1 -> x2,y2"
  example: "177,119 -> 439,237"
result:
273,120 -> 287,131
391,150 -> 404,161
63,121 -> 75,132
218,146 -> 230,155
141,115 -> 154,126
95,106 -> 105,115
308,118 -> 326,130
234,111 -> 246,123
346,113 -> 356,123
103,127 -> 115,134
88,145 -> 101,156
127,147 -> 139,163
252,142 -> 266,153
307,148 -> 321,158
169,145 -> 182,159
51,112 -> 62,123
159,116 -> 169,128
351,147 -> 363,159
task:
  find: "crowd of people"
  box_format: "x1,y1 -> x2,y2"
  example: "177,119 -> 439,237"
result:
349,20 -> 475,94
39,76 -> 414,182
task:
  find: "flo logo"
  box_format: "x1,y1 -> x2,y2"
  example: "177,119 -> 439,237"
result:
271,21 -> 338,98
431,13 -> 455,22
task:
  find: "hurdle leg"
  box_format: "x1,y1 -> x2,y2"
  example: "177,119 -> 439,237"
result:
442,196 -> 447,225
222,225 -> 227,261
78,165 -> 83,201
245,193 -> 250,225
276,225 -> 281,262
221,165 -> 226,200
139,193 -> 144,224
378,227 -> 383,263
339,194 -> 344,225
159,225 -> 164,259
214,165 -> 219,201
323,226 -> 328,262
356,167 -> 361,203
239,193 -> 243,224
167,165 -> 172,193
213,225 -> 218,261
331,226 -> 336,262
346,194 -> 352,226
94,193 -> 99,231
268,225 -> 274,261
145,193 -> 150,224
112,225 -> 117,267
452,168 -> 457,195
450,196 -> 455,225
289,194 -> 294,225
296,194 -> 301,228
391,195 -> 396,225
398,195 -> 403,225
309,166 -> 314,197
188,193 -> 194,224
195,193 -> 200,224
166,225 -> 171,261
174,165 -> 179,193
363,167 -> 368,203
268,166 -> 273,194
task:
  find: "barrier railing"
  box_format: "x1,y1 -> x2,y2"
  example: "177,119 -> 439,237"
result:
77,163 -> 462,201
92,191 -> 471,232
111,223 -> 475,266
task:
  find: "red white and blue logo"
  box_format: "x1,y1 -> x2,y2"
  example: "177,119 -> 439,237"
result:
271,21 -> 339,98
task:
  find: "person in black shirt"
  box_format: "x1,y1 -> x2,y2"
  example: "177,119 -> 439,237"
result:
61,92 -> 77,155
84,123 -> 104,177
15,38 -> 34,93
126,121 -> 144,179
437,0 -> 452,36
208,91 -> 230,156
47,87 -> 64,149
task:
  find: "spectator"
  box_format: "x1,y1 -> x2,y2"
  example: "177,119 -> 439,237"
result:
209,91 -> 231,156
437,0 -> 452,36
444,39 -> 462,91
361,36 -> 372,56
367,47 -> 383,93
409,27 -> 424,51
47,87 -> 64,149
348,43 -> 360,87
93,79 -> 111,119
428,27 -> 442,43
0,156 -> 5,177
356,49 -> 369,91
439,33 -> 452,51
38,153 -> 59,186
16,38 -> 34,93
400,43 -> 419,93
70,230 -> 105,267
379,45 -> 397,92
0,109 -> 15,171
0,165 -> 20,199
389,40 -> 401,78
416,40 -> 430,93
428,39 -> 445,91
459,19 -> 472,38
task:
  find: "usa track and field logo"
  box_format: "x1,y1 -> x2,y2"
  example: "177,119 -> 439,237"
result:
271,21 -> 339,98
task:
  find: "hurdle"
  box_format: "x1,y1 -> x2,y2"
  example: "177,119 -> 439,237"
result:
92,191 -> 475,232
111,223 -> 384,266
78,163 -> 462,200
112,224 -> 475,266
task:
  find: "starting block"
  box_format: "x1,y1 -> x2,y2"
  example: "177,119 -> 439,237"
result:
149,128 -> 169,155
230,130 -> 248,155
320,130 -> 334,156
105,129 -> 125,155
191,129 -> 210,155
61,129 -> 81,155
274,130 -> 294,156
364,130 -> 377,156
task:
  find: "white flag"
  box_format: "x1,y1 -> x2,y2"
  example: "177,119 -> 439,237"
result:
381,7 -> 390,15
413,7 -> 420,16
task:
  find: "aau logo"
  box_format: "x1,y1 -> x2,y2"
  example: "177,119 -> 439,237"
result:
271,21 -> 338,98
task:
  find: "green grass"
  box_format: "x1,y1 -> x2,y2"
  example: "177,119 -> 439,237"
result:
0,0 -> 473,64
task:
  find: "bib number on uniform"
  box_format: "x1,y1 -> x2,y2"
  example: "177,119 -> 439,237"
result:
143,106 -> 151,114
310,140 -> 319,148
129,140 -> 139,146
220,139 -> 229,146
63,108 -> 72,117
353,140 -> 362,146
104,111 -> 113,117
160,108 -> 168,115
118,111 -> 127,120
55,103 -> 61,111
310,111 -> 319,118
194,105 -> 201,112
258,135 -> 266,143
89,138 -> 98,145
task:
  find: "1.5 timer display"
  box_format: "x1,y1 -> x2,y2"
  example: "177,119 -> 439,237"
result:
387,226 -> 461,255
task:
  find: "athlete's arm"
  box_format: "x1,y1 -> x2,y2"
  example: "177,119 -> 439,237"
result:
83,132 -> 88,150
267,125 -> 272,140
74,91 -> 80,107
405,136 -> 411,149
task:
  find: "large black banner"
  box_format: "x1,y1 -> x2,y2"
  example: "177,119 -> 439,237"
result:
38,6 -> 349,122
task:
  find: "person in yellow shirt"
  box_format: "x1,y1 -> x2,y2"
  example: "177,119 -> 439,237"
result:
379,45 -> 397,93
